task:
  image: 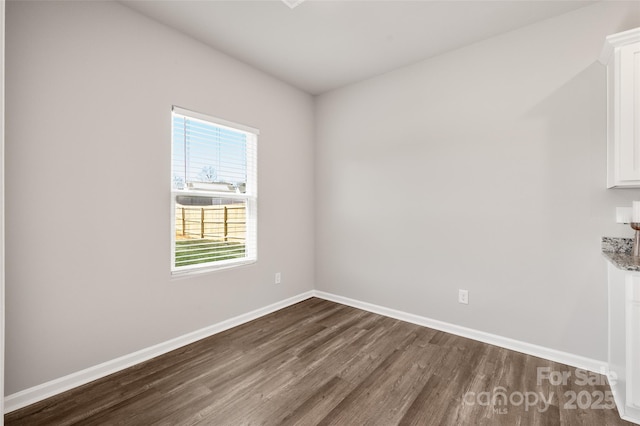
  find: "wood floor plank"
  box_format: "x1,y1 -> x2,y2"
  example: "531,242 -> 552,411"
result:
275,376 -> 356,426
5,298 -> 634,426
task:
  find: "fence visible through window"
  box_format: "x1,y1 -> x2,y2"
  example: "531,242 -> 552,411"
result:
174,203 -> 246,267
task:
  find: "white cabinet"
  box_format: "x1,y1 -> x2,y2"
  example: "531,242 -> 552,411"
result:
600,28 -> 640,188
607,263 -> 640,424
628,275 -> 640,410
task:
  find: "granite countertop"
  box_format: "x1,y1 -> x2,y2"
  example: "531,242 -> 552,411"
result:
602,237 -> 640,272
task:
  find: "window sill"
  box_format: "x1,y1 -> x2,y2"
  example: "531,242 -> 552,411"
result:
171,258 -> 257,280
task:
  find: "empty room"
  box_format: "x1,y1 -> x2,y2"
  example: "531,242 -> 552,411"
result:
2,0 -> 640,424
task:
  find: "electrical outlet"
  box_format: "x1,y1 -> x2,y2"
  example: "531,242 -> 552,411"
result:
458,289 -> 469,305
275,272 -> 281,284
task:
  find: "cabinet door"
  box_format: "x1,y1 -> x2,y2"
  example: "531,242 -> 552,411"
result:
627,274 -> 640,409
617,42 -> 640,183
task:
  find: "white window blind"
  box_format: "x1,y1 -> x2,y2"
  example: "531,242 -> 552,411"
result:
171,106 -> 258,274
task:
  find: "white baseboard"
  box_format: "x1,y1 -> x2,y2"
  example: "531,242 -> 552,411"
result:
4,291 -> 314,413
5,289 -> 608,414
313,290 -> 608,374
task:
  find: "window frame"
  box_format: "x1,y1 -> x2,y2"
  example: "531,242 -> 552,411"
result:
170,106 -> 258,277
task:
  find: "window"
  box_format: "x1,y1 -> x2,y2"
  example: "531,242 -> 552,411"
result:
171,106 -> 258,275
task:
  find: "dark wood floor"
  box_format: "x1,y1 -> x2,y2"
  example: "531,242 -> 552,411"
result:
5,298 -> 633,425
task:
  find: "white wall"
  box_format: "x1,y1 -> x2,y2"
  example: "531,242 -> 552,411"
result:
5,1 -> 315,395
315,1 -> 640,362
1,0 -> 5,419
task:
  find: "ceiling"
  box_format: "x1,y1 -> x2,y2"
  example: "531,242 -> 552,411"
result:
121,0 -> 596,94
